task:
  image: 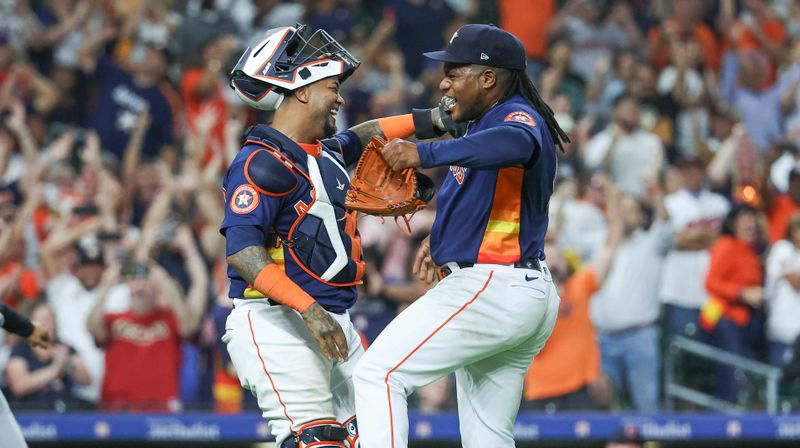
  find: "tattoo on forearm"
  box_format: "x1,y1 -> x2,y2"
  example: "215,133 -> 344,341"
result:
349,120 -> 385,147
227,246 -> 272,284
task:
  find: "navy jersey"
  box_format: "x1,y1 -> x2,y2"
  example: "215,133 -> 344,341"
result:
88,57 -> 174,160
416,94 -> 556,265
221,125 -> 364,312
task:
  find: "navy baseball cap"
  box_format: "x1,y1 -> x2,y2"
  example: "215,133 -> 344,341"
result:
423,24 -> 527,71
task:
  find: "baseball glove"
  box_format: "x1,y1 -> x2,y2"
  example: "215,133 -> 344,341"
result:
345,136 -> 435,219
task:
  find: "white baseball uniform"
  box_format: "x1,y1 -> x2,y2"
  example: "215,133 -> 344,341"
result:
221,124 -> 373,446
354,263 -> 559,448
349,76 -> 562,447
223,299 -> 363,445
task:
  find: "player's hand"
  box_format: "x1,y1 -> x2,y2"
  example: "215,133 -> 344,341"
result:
381,139 -> 421,171
27,324 -> 51,349
412,236 -> 436,284
302,303 -> 349,362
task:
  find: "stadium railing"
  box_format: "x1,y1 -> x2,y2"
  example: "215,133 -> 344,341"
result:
665,335 -> 783,413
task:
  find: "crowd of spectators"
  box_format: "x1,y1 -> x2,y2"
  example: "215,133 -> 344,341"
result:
0,0 -> 799,415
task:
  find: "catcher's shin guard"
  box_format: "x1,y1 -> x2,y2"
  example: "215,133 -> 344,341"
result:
343,416 -> 359,448
280,420 -> 349,448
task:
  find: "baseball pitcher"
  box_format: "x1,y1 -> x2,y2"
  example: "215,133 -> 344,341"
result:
353,24 -> 572,448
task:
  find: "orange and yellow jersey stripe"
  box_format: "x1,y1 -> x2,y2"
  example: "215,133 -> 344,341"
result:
477,166 -> 523,264
243,245 -> 285,299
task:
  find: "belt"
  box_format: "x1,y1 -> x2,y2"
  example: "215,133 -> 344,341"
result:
439,259 -> 542,279
232,297 -> 281,307
233,298 -> 347,314
601,322 -> 655,337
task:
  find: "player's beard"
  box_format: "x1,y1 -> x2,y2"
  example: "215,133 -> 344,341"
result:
323,115 -> 337,138
453,97 -> 484,123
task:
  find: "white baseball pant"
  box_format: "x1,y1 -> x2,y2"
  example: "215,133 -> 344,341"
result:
354,263 -> 559,448
0,389 -> 27,448
223,299 -> 364,446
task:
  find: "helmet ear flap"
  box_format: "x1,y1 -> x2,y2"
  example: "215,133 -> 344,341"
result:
248,89 -> 284,110
230,74 -> 285,110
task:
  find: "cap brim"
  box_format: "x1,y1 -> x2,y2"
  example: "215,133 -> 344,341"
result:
423,50 -> 471,64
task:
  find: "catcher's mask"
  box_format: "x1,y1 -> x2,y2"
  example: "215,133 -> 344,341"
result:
230,24 -> 360,111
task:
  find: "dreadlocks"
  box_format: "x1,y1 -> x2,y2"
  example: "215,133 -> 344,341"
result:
500,69 -> 570,152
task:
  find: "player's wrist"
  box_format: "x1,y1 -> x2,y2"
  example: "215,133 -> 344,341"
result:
377,114 -> 416,140
412,108 -> 445,140
254,264 -> 315,313
301,301 -> 322,316
430,107 -> 446,131
414,98 -> 466,139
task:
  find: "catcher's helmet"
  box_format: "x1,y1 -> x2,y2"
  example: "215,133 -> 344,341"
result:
230,24 -> 360,111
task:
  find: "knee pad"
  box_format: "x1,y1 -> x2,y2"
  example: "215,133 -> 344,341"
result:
343,416 -> 359,448
280,420 -> 349,448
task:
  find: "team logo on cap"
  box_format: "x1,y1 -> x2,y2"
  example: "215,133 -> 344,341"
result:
230,184 -> 259,214
449,31 -> 459,44
505,111 -> 536,127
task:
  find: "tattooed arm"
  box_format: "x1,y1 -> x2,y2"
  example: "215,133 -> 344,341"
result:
226,245 -> 349,361
348,119 -> 387,148
226,245 -> 271,284
342,106 -> 457,166
339,117 -> 416,168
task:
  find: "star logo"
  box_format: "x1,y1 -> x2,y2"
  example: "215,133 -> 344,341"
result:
230,184 -> 259,214
116,109 -> 138,132
236,191 -> 252,207
336,178 -> 345,190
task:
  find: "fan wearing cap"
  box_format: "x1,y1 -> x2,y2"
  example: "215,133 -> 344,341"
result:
221,24 -> 459,448
84,258 -> 205,412
353,24 -> 570,448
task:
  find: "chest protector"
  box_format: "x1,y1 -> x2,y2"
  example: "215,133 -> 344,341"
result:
243,125 -> 365,286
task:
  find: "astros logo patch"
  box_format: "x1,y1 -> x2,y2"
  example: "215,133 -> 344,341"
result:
230,184 -> 259,214
504,111 -> 535,127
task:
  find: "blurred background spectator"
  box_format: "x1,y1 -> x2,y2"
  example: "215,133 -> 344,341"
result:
522,241 -> 610,412
701,205 -> 766,403
659,156 -> 729,339
765,212 -> 800,368
4,301 -> 91,411
0,0 -> 799,417
588,178 -> 670,413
